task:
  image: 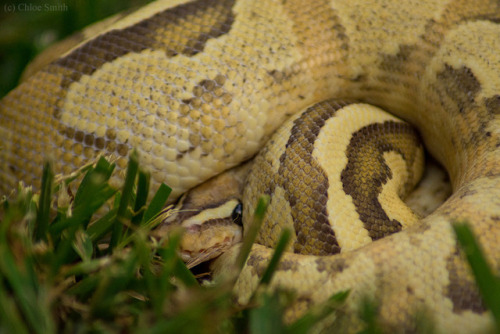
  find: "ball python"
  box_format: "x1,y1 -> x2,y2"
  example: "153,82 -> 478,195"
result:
0,0 -> 499,332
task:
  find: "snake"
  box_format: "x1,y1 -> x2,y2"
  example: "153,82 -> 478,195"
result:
1,0 -> 499,332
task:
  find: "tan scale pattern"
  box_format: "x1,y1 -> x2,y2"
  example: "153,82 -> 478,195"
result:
1,0 -> 500,332
243,101 -> 424,256
244,100 -> 347,255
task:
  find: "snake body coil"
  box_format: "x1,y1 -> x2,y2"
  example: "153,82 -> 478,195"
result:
1,0 -> 499,332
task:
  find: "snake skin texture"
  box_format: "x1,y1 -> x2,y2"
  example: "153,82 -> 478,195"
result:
1,0 -> 500,332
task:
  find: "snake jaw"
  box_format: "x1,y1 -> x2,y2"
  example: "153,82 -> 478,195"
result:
152,164 -> 249,268
180,221 -> 242,268
155,198 -> 244,268
177,199 -> 243,267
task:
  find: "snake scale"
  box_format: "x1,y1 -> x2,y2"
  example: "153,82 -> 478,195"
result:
1,0 -> 500,332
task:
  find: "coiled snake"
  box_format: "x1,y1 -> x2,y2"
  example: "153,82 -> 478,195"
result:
0,0 -> 499,332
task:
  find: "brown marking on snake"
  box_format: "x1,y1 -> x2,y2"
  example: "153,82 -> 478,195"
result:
51,0 -> 236,95
484,95 -> 500,115
276,100 -> 350,255
278,259 -> 299,271
281,0 -> 350,94
363,17 -> 445,100
341,121 -> 421,240
267,70 -> 291,84
376,6 -> 500,86
44,0 -> 236,169
434,64 -> 500,161
380,45 -> 418,74
178,74 -> 233,155
407,222 -> 432,246
60,125 -> 128,156
445,249 -> 486,314
315,257 -> 347,273
365,11 -> 497,113
182,75 -> 228,104
247,253 -> 267,277
43,0 -> 237,163
436,65 -> 481,114
284,0 -> 349,52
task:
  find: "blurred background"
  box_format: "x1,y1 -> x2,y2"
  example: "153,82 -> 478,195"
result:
0,0 -> 152,98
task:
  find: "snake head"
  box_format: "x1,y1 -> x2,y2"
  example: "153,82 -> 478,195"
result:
153,164 -> 249,268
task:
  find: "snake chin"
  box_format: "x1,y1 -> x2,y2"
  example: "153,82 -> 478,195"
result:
180,222 -> 242,269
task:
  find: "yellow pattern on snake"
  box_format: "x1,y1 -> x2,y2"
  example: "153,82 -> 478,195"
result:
1,0 -> 499,332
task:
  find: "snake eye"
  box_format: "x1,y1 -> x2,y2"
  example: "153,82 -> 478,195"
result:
231,202 -> 243,226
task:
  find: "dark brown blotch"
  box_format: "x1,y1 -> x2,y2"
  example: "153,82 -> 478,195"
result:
275,100 -> 352,255
106,128 -> 117,140
278,259 -> 299,272
74,130 -> 85,143
267,69 -> 289,84
445,249 -> 486,314
484,95 -> 500,115
84,133 -> 94,146
436,64 -> 481,113
332,22 -> 349,51
117,143 -> 129,156
95,137 -> 106,149
247,253 -> 267,277
380,44 -> 417,74
341,121 -> 421,240
315,257 -> 347,273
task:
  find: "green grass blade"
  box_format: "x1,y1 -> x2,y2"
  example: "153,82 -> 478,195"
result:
34,161 -> 53,241
250,292 -> 286,334
144,229 -> 184,316
89,252 -> 139,318
48,159 -> 117,271
86,206 -> 119,241
49,159 -> 116,236
74,157 -> 115,208
132,169 -> 150,225
453,222 -> 500,328
357,297 -> 383,334
142,183 -> 172,224
0,271 -> 30,334
258,227 -> 291,286
237,195 -> 269,271
173,257 -> 199,287
0,233 -> 54,333
65,274 -> 100,299
72,229 -> 94,262
287,291 -> 349,334
109,150 -> 139,250
158,229 -> 197,288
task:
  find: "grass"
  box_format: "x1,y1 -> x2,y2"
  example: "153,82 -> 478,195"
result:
0,154 -> 350,333
453,223 -> 500,327
0,154 -> 499,333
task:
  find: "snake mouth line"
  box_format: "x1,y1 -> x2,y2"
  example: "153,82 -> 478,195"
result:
182,233 -> 242,269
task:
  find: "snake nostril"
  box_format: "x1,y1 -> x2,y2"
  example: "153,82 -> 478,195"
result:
231,202 -> 243,226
